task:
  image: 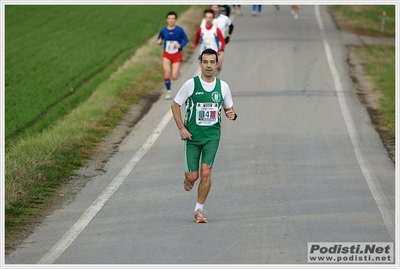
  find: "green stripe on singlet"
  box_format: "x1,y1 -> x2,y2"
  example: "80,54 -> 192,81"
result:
184,139 -> 190,172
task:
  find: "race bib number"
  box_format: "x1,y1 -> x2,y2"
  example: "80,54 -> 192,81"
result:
196,103 -> 219,126
165,41 -> 178,54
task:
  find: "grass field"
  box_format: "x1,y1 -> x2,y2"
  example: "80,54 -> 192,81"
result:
330,5 -> 395,36
5,5 -> 189,147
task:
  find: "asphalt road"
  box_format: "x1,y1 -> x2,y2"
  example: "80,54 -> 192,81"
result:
5,5 -> 395,266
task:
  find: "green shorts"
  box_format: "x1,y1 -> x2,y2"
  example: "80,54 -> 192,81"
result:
184,140 -> 220,172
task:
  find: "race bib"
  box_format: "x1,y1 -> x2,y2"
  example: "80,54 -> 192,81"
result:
165,41 -> 178,54
196,103 -> 219,126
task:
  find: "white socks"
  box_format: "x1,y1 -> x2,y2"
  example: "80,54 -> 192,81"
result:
195,203 -> 204,212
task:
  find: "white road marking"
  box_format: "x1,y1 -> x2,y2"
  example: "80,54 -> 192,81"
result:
38,109 -> 173,264
315,5 -> 395,240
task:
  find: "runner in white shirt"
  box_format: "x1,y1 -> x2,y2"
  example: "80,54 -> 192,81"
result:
200,5 -> 234,74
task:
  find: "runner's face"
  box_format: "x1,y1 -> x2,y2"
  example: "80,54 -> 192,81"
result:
205,12 -> 214,25
210,5 -> 219,17
166,15 -> 176,27
200,53 -> 218,78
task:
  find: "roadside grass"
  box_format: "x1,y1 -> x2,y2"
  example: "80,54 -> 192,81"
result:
331,5 -> 395,137
330,5 -> 395,36
5,5 -> 204,247
357,45 -> 395,136
5,5 -> 190,148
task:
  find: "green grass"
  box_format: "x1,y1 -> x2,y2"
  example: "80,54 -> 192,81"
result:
331,5 -> 395,36
359,45 -> 395,136
5,5 -> 189,147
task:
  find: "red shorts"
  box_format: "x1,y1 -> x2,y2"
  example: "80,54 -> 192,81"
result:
163,51 -> 183,63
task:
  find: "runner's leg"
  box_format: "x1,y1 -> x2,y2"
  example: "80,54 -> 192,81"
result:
217,51 -> 224,71
197,140 -> 219,204
163,57 -> 172,91
171,62 -> 181,80
197,163 -> 212,204
185,140 -> 201,184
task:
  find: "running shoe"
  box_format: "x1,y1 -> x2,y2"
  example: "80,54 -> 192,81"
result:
165,92 -> 172,100
194,209 -> 208,223
184,178 -> 193,191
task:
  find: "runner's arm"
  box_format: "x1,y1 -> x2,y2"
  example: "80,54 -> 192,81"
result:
222,82 -> 236,120
171,101 -> 192,140
191,28 -> 201,48
228,23 -> 234,35
157,29 -> 164,45
225,23 -> 234,44
179,28 -> 189,49
216,28 -> 226,52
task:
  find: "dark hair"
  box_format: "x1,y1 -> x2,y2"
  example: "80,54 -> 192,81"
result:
204,8 -> 214,17
166,11 -> 177,19
200,48 -> 218,63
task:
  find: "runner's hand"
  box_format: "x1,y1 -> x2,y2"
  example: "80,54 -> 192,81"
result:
225,36 -> 230,44
225,107 -> 236,120
180,126 -> 192,140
